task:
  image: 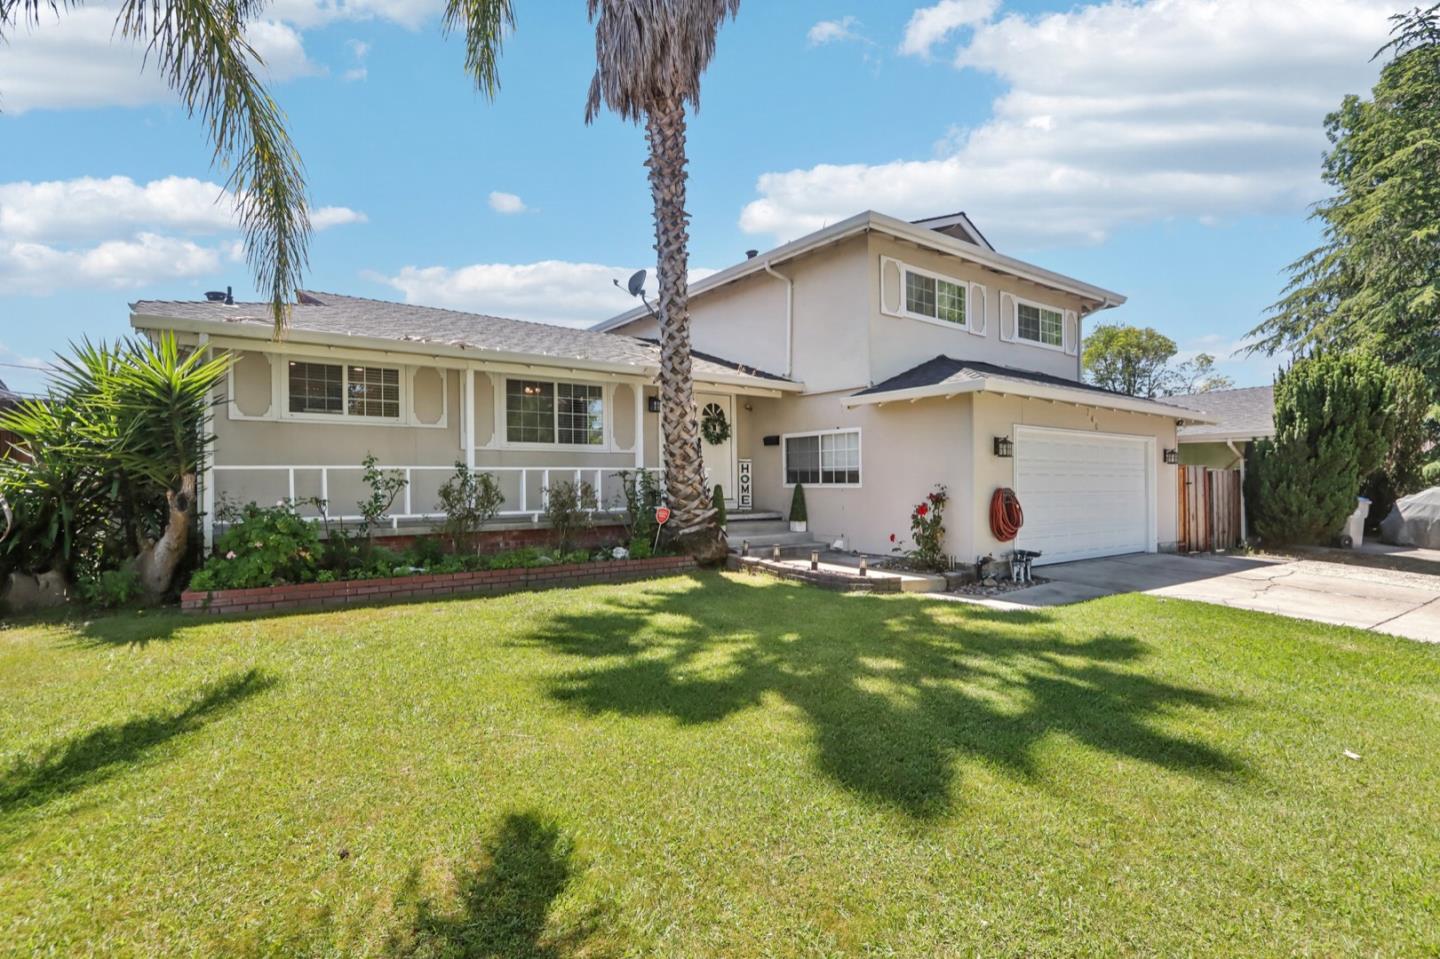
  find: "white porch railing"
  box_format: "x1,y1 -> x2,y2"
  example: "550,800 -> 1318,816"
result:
208,464 -> 663,531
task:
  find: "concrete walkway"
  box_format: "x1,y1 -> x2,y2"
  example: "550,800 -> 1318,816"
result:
944,551 -> 1440,643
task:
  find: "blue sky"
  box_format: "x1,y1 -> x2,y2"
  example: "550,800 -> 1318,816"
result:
0,0 -> 1400,395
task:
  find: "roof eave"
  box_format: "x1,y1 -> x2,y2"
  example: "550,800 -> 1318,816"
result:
1176,429 -> 1275,444
844,376 -> 1219,423
129,311 -> 802,393
590,210 -> 1127,332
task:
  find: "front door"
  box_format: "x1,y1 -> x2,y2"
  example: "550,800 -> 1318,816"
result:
695,392 -> 736,507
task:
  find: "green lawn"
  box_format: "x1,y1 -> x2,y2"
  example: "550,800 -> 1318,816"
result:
2,573 -> 1438,957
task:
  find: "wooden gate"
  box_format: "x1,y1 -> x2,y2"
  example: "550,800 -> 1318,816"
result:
1177,466 -> 1242,552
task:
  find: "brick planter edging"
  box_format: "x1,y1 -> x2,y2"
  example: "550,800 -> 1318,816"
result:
180,556 -> 699,616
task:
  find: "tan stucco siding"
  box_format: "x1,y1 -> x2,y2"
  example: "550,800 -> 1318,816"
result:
968,394 -> 1180,558
739,390 -> 974,556
866,234 -> 1089,385
1179,441 -> 1245,469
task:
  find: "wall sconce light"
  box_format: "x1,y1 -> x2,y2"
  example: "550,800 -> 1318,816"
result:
1163,448 -> 1180,465
647,396 -> 661,413
993,435 -> 1014,458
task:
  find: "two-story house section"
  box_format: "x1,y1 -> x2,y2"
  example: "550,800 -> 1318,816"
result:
594,211 -> 1213,565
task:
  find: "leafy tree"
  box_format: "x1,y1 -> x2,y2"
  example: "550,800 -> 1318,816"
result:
1249,353 -> 1396,544
1248,5 -> 1440,388
445,0 -> 737,564
1,1 -> 311,330
1083,324 -> 1234,396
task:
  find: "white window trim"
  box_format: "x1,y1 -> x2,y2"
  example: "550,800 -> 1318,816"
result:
280,358 -> 408,426
781,427 -> 863,489
882,256 -> 971,332
1007,294 -> 1068,353
497,375 -> 614,452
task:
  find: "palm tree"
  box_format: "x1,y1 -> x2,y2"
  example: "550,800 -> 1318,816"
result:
1,1 -> 309,332
448,1 -> 737,562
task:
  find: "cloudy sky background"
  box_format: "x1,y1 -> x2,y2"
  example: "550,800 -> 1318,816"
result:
0,0 -> 1400,393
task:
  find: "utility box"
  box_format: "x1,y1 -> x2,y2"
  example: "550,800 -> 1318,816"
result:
1343,497 -> 1371,548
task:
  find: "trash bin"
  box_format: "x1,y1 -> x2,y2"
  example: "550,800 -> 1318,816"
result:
1343,497 -> 1371,548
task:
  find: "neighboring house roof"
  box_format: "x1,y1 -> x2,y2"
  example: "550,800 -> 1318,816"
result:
1160,386 -> 1275,443
844,355 -> 1217,423
129,291 -> 797,392
0,378 -> 16,404
591,210 -> 1127,332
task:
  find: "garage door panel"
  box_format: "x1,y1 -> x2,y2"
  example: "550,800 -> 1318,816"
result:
1014,429 -> 1152,565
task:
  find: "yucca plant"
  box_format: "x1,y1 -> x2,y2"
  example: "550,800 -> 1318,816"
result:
0,334 -> 230,600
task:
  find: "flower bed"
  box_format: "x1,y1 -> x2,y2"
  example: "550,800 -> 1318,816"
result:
182,555 -> 697,616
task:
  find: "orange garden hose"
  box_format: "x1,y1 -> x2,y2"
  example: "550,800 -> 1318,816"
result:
990,488 -> 1024,542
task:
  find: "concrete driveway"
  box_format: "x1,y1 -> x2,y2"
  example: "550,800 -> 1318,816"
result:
961,552 -> 1440,643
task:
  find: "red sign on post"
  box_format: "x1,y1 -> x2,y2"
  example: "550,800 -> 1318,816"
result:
654,506 -> 672,526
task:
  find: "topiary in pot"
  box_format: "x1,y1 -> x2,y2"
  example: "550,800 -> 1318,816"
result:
789,483 -> 807,533
712,484 -> 727,529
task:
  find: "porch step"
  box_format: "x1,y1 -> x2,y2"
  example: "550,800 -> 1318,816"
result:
728,531 -> 832,556
725,510 -> 784,522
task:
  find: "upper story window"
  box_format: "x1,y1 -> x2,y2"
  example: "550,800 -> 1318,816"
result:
1017,302 -> 1064,348
287,361 -> 401,419
903,266 -> 966,327
506,378 -> 604,446
784,429 -> 861,487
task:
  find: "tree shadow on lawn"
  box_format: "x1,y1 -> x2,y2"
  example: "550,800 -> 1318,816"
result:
521,574 -> 1247,819
387,811 -> 606,959
0,669 -> 278,816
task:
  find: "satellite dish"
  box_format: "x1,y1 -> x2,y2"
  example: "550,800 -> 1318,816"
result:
626,269 -> 648,297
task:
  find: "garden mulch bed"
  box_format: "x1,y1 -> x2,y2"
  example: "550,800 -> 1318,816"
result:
181,555 -> 698,615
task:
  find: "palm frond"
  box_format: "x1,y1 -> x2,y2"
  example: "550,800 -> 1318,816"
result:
444,0 -> 514,97
585,0 -> 740,123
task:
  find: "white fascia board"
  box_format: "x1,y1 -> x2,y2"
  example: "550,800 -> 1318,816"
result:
591,210 -> 1127,332
844,375 -> 1219,423
129,312 -> 801,394
1176,429 -> 1274,444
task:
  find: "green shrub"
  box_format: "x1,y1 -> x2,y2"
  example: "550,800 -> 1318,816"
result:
189,500 -> 322,591
1250,353 -> 1396,545
1423,460 -> 1440,486
628,537 -> 653,560
789,484 -> 807,524
436,463 -> 505,554
712,485 -> 727,528
544,480 -> 595,554
615,469 -> 663,546
75,567 -> 143,609
357,454 -> 408,540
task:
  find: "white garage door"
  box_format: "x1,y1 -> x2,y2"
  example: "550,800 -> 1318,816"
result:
1013,427 -> 1154,566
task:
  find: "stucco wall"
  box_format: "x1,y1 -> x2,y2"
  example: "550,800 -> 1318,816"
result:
866,233 -> 1089,385
739,390 -> 974,556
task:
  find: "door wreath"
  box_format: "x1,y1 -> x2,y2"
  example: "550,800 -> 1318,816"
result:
700,402 -> 731,445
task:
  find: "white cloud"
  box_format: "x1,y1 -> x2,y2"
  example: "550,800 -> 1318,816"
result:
0,234 -> 228,295
0,6 -> 318,113
900,0 -> 998,58
488,192 -> 529,215
262,0 -> 444,31
743,0 -> 1394,249
0,176 -> 365,240
342,38 -> 371,82
808,16 -> 864,47
381,261 -> 718,328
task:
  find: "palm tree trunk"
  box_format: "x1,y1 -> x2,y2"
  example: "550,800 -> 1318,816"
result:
134,472 -> 197,601
645,97 -> 727,565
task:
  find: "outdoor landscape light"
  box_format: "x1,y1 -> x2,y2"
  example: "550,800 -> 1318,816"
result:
741,540 -> 750,557
1163,448 -> 1180,465
810,550 -> 819,571
772,544 -> 781,561
858,557 -> 868,577
993,435 -> 1014,458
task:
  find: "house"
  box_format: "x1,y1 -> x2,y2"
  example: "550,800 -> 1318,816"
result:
0,378 -> 22,460
1162,386 -> 1275,468
130,210 -> 1215,567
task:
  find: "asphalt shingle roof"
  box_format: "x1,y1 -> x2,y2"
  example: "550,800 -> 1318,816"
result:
1160,386 -> 1275,439
853,355 -> 1151,402
130,291 -> 789,385
0,378 -> 17,404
